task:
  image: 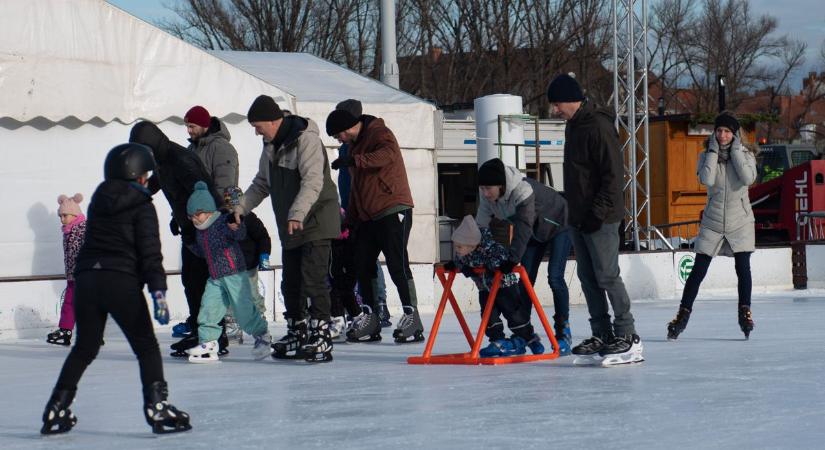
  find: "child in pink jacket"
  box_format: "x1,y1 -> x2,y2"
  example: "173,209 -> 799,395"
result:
47,194 -> 87,346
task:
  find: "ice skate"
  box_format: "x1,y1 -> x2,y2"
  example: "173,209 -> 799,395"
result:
378,301 -> 392,328
553,317 -> 572,356
479,338 -> 525,357
171,321 -> 190,338
218,330 -> 229,356
143,381 -> 191,434
272,318 -> 308,359
524,333 -> 545,355
392,305 -> 425,344
170,334 -> 198,357
186,340 -> 220,363
40,389 -> 77,435
599,334 -> 644,367
738,305 -> 754,339
224,315 -> 243,344
46,328 -> 72,346
346,305 -> 382,343
302,319 -> 334,363
667,307 -> 691,340
251,333 -> 272,360
572,335 -> 609,366
329,316 -> 347,342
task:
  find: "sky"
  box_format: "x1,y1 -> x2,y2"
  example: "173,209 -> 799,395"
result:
108,0 -> 824,90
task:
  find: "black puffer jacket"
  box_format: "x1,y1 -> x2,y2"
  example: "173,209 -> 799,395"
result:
239,211 -> 272,269
562,100 -> 625,226
130,121 -> 222,241
75,180 -> 166,292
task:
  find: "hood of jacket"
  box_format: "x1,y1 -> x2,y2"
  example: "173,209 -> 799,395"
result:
568,99 -> 615,130
130,121 -> 173,164
501,165 -> 532,205
191,117 -> 232,147
88,180 -> 152,217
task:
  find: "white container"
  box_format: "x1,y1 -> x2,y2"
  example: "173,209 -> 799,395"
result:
473,94 -> 525,169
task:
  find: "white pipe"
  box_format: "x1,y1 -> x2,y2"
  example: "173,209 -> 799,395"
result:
380,0 -> 399,89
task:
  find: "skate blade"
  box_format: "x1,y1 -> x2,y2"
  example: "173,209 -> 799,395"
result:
346,334 -> 382,343
152,422 -> 192,434
573,355 -> 604,366
187,355 -> 220,364
251,348 -> 273,360
170,350 -> 188,358
304,353 -> 333,363
601,355 -> 645,367
271,352 -> 305,360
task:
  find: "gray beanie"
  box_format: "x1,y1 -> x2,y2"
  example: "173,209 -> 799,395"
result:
451,215 -> 482,246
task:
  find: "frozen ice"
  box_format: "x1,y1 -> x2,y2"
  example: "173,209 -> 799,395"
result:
1,293 -> 824,449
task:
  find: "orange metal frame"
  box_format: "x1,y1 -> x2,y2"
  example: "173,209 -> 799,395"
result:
408,265 -> 560,365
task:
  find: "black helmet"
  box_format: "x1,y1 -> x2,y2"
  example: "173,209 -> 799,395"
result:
104,143 -> 156,180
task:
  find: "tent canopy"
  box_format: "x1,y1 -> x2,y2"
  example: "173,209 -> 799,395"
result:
0,0 -> 294,124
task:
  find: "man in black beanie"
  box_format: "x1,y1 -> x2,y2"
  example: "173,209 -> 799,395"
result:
234,94 -> 341,363
546,73 -> 644,367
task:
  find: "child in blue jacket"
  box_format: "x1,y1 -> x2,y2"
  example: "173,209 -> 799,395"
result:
185,181 -> 271,363
445,215 -> 544,357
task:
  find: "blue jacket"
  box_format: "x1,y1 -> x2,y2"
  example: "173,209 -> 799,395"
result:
192,213 -> 247,279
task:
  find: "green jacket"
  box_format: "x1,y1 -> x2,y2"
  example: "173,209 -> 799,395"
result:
241,116 -> 340,249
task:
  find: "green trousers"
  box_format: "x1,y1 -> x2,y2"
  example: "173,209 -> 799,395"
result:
197,273 -> 268,343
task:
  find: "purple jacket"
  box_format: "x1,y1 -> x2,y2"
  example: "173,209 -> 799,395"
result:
62,215 -> 86,281
192,213 -> 247,279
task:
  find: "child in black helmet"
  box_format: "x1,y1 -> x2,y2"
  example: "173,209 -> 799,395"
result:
40,143 -> 191,435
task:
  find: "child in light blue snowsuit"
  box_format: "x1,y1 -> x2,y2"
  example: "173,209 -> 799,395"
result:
185,181 -> 271,363
446,215 -> 543,357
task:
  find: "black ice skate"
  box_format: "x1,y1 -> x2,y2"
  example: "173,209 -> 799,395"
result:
599,334 -> 644,367
170,334 -> 198,357
40,388 -> 77,435
572,334 -> 610,366
272,318 -> 308,359
392,306 -> 425,344
218,330 -> 230,356
667,307 -> 692,340
143,381 -> 192,434
346,305 -> 382,342
302,319 -> 334,363
46,328 -> 72,346
378,301 -> 392,328
738,305 -> 754,339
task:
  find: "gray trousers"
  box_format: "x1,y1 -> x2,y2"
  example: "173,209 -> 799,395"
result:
570,222 -> 636,336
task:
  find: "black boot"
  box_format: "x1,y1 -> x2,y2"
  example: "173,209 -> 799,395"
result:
272,318 -> 308,359
143,381 -> 192,434
302,319 -> 334,363
667,307 -> 692,340
41,388 -> 77,434
738,305 -> 754,339
46,328 -> 72,346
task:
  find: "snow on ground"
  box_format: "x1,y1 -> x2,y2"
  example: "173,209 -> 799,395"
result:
1,293 -> 824,449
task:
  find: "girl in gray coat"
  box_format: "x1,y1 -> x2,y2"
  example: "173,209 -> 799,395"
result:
667,112 -> 758,340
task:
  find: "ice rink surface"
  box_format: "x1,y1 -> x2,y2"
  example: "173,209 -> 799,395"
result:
1,293 -> 823,449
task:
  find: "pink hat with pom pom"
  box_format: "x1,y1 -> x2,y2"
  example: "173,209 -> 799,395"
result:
58,193 -> 84,217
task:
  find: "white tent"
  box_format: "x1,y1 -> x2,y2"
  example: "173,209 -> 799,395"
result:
209,51 -> 439,266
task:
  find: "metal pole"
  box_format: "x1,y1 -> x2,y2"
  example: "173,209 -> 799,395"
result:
534,118 -> 541,181
642,0 -> 651,250
380,0 -> 399,88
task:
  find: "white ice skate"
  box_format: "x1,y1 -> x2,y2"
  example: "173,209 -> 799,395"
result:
600,335 -> 644,367
186,340 -> 220,363
573,354 -> 605,366
251,333 -> 272,360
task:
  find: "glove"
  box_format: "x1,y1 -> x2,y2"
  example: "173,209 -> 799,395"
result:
151,291 -> 169,325
498,260 -> 516,274
331,155 -> 355,170
169,218 -> 180,236
443,261 -> 457,272
258,253 -> 271,270
460,265 -> 476,278
579,213 -> 603,234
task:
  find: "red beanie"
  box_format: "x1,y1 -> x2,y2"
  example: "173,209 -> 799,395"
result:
184,106 -> 211,128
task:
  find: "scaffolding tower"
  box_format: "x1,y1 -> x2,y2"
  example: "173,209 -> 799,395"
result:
612,0 -> 651,251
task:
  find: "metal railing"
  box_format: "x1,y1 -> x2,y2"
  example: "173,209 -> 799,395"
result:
797,212 -> 825,241
647,219 -> 701,251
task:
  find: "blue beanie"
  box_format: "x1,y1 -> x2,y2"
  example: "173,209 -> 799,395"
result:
187,181 -> 217,215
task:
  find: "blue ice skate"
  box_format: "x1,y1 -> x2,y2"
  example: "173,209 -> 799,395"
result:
172,322 -> 191,338
554,320 -> 572,356
479,338 -> 526,357
522,334 -> 545,355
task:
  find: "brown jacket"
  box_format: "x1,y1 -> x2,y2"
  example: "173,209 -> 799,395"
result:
347,116 -> 414,222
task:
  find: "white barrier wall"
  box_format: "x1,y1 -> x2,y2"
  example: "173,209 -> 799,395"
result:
0,247 -> 798,339
805,244 -> 825,288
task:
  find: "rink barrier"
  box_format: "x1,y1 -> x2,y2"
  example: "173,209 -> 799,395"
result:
408,265 -> 560,365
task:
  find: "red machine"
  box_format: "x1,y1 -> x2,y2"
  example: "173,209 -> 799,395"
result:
749,160 -> 825,242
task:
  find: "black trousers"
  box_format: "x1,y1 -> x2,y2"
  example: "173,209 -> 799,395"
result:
282,239 -> 332,321
680,252 -> 752,310
479,284 -> 534,341
55,271 -> 163,391
181,242 -> 209,332
330,238 -> 361,318
355,209 -> 415,311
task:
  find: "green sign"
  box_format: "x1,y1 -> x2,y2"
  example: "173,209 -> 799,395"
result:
678,255 -> 695,284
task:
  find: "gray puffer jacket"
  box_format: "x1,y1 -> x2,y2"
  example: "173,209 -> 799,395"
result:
188,117 -> 239,195
694,133 -> 757,257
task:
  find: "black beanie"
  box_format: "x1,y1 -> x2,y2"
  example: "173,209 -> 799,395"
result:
247,95 -> 284,122
326,109 -> 360,136
336,99 -> 362,118
714,112 -> 740,134
546,74 -> 585,103
478,158 -> 506,186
